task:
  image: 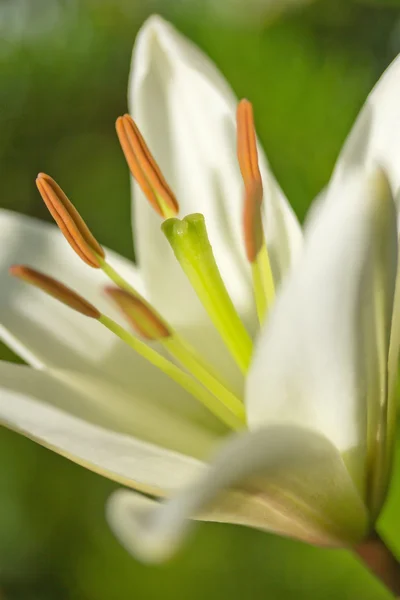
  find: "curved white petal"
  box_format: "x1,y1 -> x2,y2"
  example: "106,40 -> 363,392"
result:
107,426 -> 368,563
247,171 -> 397,491
306,54 -> 400,483
0,361 -> 216,490
329,53 -> 400,211
0,210 -> 227,430
129,16 -> 302,382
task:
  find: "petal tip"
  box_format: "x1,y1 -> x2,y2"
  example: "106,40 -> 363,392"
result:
141,14 -> 170,34
136,14 -> 175,53
106,490 -> 179,564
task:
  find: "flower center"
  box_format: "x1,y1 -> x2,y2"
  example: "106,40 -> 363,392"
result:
10,100 -> 276,432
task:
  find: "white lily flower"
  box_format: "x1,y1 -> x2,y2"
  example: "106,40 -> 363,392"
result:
0,15 -> 399,570
108,168 -> 398,563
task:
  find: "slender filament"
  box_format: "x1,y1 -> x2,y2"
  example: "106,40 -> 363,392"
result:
99,315 -> 245,430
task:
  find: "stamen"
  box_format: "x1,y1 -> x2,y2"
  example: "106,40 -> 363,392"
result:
164,335 -> 246,426
116,115 -> 178,218
36,173 -> 151,311
35,174 -> 138,300
36,173 -> 105,268
162,213 -> 253,374
99,259 -> 147,298
9,265 -> 100,318
242,180 -> 264,264
251,245 -> 275,323
99,314 -> 244,431
105,287 -> 171,341
107,286 -> 246,426
10,264 -> 243,430
237,100 -> 275,322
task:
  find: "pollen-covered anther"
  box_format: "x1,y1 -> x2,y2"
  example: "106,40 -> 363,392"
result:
36,173 -> 105,268
116,114 -> 179,218
9,265 -> 101,319
105,287 -> 171,341
237,100 -> 264,263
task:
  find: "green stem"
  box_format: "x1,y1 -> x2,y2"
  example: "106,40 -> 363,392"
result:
355,531 -> 400,597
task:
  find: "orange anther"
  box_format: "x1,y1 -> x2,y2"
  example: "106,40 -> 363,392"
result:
237,100 -> 264,263
105,287 -> 171,341
116,115 -> 179,218
36,173 -> 105,268
10,265 -> 101,319
237,100 -> 263,193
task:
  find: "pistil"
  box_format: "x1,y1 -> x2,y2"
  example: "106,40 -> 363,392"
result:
162,213 -> 253,373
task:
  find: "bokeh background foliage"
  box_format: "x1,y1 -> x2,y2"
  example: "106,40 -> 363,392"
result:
1,0 -> 400,597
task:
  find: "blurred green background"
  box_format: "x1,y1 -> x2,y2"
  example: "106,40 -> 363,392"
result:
1,0 -> 400,598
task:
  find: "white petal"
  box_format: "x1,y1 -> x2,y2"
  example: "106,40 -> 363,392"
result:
247,171 -> 397,490
107,426 -> 368,563
129,16 -> 301,383
330,53 -> 400,207
327,54 -> 400,491
0,361 -> 214,490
